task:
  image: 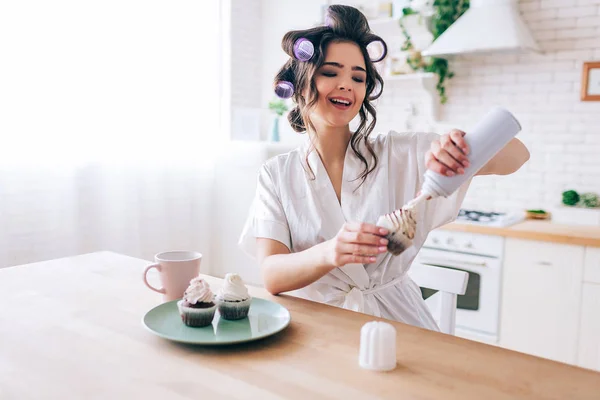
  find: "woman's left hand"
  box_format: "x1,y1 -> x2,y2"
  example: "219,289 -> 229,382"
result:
425,129 -> 471,177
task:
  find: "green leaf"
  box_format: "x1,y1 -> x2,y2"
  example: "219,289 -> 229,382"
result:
402,7 -> 418,16
411,0 -> 470,103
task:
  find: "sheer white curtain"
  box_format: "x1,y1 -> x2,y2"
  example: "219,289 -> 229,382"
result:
0,1 -> 225,268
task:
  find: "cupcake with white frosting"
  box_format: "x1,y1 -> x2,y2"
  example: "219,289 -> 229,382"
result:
177,277 -> 216,327
216,273 -> 251,320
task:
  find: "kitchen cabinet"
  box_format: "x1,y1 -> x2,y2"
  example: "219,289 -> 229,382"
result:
577,283 -> 600,371
577,247 -> 600,371
583,246 -> 600,284
499,238 -> 585,364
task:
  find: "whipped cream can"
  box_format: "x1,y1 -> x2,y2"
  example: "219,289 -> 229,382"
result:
421,107 -> 522,198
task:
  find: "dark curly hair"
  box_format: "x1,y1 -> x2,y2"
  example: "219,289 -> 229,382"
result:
274,4 -> 387,186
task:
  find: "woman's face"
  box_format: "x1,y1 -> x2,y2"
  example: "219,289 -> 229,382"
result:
310,41 -> 367,129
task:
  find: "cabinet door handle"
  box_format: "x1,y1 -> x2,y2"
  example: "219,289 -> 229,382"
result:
537,261 -> 553,266
419,257 -> 487,268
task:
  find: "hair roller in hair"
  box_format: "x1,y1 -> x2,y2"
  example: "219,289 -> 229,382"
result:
366,39 -> 387,63
274,81 -> 294,99
293,38 -> 315,62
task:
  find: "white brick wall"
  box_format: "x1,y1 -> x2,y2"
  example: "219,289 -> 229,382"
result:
379,0 -> 600,212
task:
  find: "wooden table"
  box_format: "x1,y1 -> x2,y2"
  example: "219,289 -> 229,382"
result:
1,252 -> 599,400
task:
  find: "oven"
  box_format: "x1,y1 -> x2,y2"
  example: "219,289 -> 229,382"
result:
413,230 -> 504,343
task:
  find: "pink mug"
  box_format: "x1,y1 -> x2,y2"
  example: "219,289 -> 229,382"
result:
143,251 -> 202,302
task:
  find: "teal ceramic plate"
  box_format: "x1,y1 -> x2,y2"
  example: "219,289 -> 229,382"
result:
142,298 -> 291,345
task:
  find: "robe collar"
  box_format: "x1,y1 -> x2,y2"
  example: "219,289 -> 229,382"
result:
301,135 -> 370,290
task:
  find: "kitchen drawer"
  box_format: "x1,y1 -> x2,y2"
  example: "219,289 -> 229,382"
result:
584,247 -> 600,284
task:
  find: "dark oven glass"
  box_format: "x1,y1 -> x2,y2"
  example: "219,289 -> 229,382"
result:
419,265 -> 481,311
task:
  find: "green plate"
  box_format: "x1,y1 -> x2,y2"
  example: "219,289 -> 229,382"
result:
142,298 -> 291,345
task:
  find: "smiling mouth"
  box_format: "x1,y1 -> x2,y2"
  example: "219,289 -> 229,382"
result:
329,97 -> 352,110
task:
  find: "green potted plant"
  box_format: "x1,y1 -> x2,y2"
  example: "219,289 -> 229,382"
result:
399,0 -> 470,104
562,190 -> 600,208
268,99 -> 289,142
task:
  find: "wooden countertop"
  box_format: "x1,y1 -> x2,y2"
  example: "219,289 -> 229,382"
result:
1,251 -> 599,399
440,220 -> 600,247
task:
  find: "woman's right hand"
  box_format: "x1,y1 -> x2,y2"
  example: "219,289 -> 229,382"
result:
323,222 -> 389,267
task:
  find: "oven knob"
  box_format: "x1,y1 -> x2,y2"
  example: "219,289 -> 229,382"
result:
465,242 -> 474,248
432,237 -> 440,245
446,238 -> 455,246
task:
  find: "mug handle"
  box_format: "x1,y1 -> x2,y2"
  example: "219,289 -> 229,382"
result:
143,263 -> 166,295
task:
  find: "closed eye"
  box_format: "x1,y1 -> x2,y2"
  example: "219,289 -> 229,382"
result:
321,70 -> 365,83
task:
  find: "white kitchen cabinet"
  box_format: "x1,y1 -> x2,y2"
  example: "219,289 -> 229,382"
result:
499,238 -> 584,364
577,283 -> 600,371
583,247 -> 600,284
577,247 -> 600,371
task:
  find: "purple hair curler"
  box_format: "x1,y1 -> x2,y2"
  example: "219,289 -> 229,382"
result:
367,39 -> 387,63
275,81 -> 294,99
293,38 -> 314,62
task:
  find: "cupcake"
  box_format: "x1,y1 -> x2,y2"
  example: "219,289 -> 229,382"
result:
216,273 -> 251,320
177,277 -> 216,327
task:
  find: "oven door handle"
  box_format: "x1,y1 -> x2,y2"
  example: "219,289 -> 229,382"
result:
418,257 -> 487,269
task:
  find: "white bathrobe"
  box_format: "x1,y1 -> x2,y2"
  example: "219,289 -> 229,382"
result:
238,131 -> 470,330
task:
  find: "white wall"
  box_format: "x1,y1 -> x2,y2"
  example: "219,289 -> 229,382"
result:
440,0 -> 600,212
0,1 -> 220,269
231,0 -> 263,110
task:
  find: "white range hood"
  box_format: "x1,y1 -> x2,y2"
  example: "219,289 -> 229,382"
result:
421,0 -> 541,57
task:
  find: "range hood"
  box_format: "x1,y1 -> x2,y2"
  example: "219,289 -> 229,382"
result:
421,0 -> 541,57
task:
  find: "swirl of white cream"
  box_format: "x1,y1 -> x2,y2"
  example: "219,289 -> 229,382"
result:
217,273 -> 249,302
183,278 -> 214,304
386,204 -> 417,239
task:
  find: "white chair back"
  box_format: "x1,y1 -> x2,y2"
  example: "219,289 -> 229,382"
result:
409,263 -> 469,335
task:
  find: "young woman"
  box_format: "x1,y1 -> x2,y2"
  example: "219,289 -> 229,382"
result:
239,5 -> 529,330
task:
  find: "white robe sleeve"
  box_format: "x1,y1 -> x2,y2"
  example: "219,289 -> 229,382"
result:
416,132 -> 472,233
238,164 -> 292,259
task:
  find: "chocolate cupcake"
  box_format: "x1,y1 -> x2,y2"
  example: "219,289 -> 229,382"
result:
177,277 -> 216,327
216,273 -> 252,320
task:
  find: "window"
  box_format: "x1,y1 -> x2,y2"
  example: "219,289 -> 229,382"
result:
1,1 -> 224,165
